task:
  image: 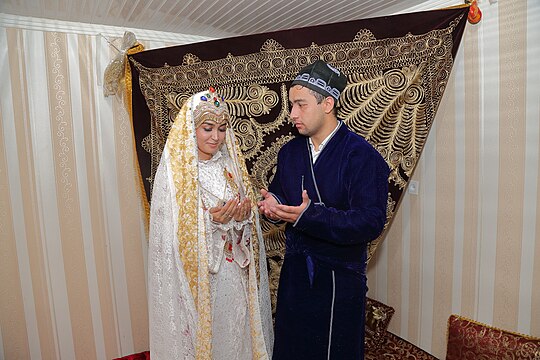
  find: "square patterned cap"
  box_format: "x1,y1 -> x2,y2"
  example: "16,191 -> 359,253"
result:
291,60 -> 347,101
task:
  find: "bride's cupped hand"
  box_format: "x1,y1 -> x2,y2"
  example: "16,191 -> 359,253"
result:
209,195 -> 251,224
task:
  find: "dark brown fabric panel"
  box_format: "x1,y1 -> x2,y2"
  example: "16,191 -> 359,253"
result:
127,6 -> 468,312
128,7 -> 468,208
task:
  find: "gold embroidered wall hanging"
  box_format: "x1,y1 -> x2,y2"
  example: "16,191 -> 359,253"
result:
127,6 -> 469,310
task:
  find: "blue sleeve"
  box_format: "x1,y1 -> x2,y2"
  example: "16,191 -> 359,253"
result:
267,146 -> 287,205
293,149 -> 389,245
264,146 -> 287,224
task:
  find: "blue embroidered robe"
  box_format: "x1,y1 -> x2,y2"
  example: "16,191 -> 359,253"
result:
270,123 -> 389,360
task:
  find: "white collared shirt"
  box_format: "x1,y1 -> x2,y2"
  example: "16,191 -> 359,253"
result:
308,121 -> 342,163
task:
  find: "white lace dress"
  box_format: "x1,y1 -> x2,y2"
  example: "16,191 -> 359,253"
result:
198,151 -> 253,360
148,147 -> 272,360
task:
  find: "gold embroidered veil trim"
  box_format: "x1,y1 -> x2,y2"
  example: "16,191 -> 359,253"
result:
166,99 -> 213,358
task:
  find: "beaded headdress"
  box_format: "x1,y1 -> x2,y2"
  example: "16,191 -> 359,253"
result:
190,87 -> 230,128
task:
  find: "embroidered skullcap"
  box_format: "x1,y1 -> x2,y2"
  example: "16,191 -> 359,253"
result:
190,86 -> 229,128
291,60 -> 347,101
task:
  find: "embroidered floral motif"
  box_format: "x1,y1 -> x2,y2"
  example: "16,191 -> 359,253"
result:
225,241 -> 234,263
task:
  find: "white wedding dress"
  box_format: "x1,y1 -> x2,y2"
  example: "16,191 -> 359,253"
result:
148,148 -> 273,360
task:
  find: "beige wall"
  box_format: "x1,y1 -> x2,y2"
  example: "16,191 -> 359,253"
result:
0,19 -> 210,359
1,0 -> 539,358
368,0 -> 540,358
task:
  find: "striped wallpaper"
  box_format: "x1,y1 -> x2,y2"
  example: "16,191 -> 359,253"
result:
0,17 -> 210,360
1,1 -> 539,359
368,0 -> 540,358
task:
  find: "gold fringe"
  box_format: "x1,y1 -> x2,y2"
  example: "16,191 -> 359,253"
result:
440,3 -> 470,10
124,43 -> 149,237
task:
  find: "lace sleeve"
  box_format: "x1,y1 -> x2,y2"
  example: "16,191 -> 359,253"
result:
254,214 -> 274,356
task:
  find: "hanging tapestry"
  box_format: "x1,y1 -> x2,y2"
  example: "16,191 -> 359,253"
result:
127,6 -> 468,308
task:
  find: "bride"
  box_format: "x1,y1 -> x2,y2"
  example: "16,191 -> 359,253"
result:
148,87 -> 273,359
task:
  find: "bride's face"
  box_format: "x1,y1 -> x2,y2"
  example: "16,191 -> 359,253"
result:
196,120 -> 227,160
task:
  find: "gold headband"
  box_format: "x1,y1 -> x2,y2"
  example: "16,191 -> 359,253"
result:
192,87 -> 230,128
